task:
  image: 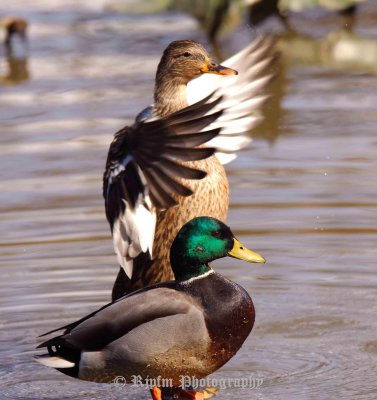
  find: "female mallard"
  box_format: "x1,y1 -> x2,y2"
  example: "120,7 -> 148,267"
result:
36,216 -> 265,400
104,37 -> 275,300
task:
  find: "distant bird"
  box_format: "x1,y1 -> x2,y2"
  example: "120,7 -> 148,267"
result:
0,16 -> 28,50
104,38 -> 275,301
36,216 -> 266,400
0,17 -> 29,84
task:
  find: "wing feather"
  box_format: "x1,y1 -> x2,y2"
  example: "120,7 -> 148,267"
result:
187,35 -> 278,164
37,286 -> 196,352
158,158 -> 207,180
103,93 -> 223,277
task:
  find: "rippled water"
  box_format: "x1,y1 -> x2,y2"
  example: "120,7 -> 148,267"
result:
1,1 -> 377,399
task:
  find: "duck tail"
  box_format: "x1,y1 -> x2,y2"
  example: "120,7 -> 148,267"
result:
34,354 -> 75,369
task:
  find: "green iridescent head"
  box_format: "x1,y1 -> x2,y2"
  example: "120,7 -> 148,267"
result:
170,217 -> 265,281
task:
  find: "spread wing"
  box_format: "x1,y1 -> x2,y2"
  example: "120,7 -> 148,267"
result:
103,93 -> 223,278
187,35 -> 277,164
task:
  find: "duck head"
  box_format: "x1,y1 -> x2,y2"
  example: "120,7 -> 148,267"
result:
157,40 -> 237,83
170,216 -> 265,281
154,40 -> 237,116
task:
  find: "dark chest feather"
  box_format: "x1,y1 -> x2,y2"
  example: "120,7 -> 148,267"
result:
179,273 -> 255,357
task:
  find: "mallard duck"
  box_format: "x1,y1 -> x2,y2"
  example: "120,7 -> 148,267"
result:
104,38 -> 275,301
35,216 -> 265,400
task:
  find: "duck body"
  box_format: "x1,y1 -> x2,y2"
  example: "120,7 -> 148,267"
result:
39,273 -> 253,385
106,39 -> 275,300
36,217 -> 265,396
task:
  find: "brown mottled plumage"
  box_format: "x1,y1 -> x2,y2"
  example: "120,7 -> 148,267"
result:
154,40 -> 235,117
152,42 -> 231,285
111,40 -> 235,299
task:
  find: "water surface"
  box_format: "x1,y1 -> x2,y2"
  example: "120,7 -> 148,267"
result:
1,1 -> 377,399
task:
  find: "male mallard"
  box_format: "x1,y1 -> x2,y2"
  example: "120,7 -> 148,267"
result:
104,38 -> 275,300
35,216 -> 265,399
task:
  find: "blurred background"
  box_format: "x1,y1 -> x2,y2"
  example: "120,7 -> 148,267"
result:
1,1 -> 377,399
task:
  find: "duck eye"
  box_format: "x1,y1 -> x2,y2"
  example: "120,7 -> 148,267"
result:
212,230 -> 222,238
182,51 -> 192,58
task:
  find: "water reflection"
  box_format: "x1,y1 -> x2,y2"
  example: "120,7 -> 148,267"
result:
278,30 -> 377,73
254,27 -> 377,141
166,0 -> 364,43
247,0 -> 360,32
1,55 -> 29,84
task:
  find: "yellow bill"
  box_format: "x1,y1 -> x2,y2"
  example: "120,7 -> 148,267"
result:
228,238 -> 266,263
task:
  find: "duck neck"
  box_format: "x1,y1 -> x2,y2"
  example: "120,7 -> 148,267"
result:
154,75 -> 189,117
171,259 -> 213,282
